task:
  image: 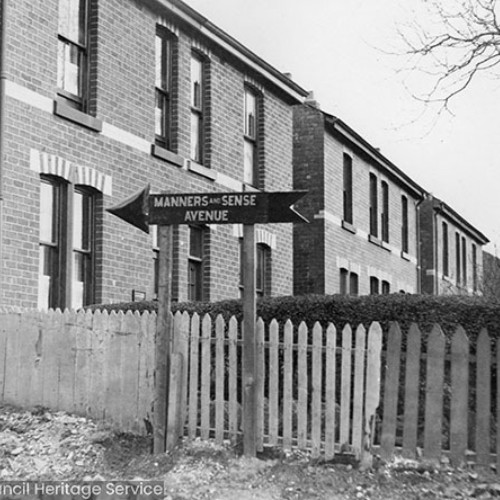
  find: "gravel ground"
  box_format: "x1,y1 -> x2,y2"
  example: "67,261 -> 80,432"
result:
0,404 -> 500,499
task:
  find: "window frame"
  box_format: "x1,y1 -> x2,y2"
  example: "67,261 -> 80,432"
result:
155,27 -> 175,150
381,181 -> 389,243
38,176 -> 97,310
188,225 -> 204,301
401,195 -> 409,253
369,173 -> 378,237
190,52 -> 205,164
343,154 -> 353,225
442,221 -> 449,277
243,86 -> 260,187
57,0 -> 89,111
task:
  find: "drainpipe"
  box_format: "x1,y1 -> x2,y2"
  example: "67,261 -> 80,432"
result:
0,0 -> 7,302
415,195 -> 424,294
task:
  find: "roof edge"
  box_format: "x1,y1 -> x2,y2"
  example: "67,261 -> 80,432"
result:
432,198 -> 489,245
323,112 -> 427,199
144,0 -> 308,102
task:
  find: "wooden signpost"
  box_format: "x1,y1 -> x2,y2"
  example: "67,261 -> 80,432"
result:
108,185 -> 307,455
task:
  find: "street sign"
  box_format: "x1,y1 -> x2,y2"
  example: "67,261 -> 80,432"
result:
106,185 -> 308,457
107,186 -> 308,230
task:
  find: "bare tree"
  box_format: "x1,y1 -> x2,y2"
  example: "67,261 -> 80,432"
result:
399,0 -> 500,108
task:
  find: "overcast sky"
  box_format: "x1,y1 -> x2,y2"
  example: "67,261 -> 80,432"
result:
185,0 -> 500,253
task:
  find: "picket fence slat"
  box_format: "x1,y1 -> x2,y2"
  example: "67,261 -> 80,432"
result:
297,322 -> 308,449
311,323 -> 323,458
215,315 -> 225,444
256,317 -> 265,452
450,326 -> 469,466
283,320 -> 293,450
424,325 -> 446,459
228,317 -> 239,439
268,319 -> 279,446
363,322 -> 383,468
340,324 -> 352,446
200,314 -> 211,440
381,322 -> 402,459
352,325 -> 366,453
402,323 -> 421,457
324,324 -> 336,460
188,313 -> 200,438
476,328 -> 491,467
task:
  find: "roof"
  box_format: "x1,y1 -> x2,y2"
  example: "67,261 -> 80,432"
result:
322,111 -> 427,199
431,197 -> 489,245
143,0 -> 308,103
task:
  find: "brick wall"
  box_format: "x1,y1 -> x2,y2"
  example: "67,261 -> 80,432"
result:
292,105 -> 326,295
0,0 -> 299,308
293,104 -> 421,296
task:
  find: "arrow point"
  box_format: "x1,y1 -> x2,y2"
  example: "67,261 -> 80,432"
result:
107,184 -> 150,233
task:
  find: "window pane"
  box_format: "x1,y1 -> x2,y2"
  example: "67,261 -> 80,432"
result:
245,90 -> 256,138
191,55 -> 203,108
350,273 -> 359,296
339,268 -> 348,295
73,190 -> 91,251
256,245 -> 266,295
190,112 -> 202,162
59,0 -> 85,45
58,41 -> 82,97
244,139 -> 255,185
40,183 -> 56,243
155,91 -> 168,139
189,226 -> 203,258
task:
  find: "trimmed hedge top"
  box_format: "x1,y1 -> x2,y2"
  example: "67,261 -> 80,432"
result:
87,293 -> 500,339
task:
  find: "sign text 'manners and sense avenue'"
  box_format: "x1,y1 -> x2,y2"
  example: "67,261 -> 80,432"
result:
149,192 -> 262,224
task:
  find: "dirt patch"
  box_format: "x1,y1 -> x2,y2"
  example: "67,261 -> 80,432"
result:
1,404 -> 500,499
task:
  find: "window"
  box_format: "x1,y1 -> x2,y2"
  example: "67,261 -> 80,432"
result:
442,222 -> 449,277
190,53 -> 204,163
382,280 -> 391,295
152,226 -> 159,298
343,154 -> 353,225
401,195 -> 409,253
188,226 -> 204,301
72,189 -> 94,308
340,268 -> 359,296
240,241 -> 270,297
340,268 -> 348,295
57,0 -> 88,110
244,88 -> 259,186
456,232 -> 461,285
472,244 -> 478,292
256,244 -> 269,297
381,181 -> 389,243
462,237 -> 467,287
369,173 -> 378,237
350,272 -> 359,296
38,178 -> 96,310
370,276 -> 379,295
155,28 -> 175,150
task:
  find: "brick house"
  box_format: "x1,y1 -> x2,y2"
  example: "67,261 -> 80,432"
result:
419,196 -> 489,295
293,102 -> 427,296
0,0 -> 307,309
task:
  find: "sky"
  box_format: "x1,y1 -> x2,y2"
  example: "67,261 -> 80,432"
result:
185,0 -> 500,253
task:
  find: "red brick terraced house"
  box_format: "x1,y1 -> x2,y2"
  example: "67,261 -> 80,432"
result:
419,196 -> 489,296
0,0 -> 308,309
293,102 -> 428,296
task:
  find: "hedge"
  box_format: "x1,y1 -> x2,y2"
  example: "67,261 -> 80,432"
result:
86,293 -> 500,340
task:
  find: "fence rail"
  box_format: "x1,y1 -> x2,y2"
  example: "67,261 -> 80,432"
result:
0,309 -> 498,470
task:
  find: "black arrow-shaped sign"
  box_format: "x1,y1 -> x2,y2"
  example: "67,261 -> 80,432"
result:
107,187 -> 308,230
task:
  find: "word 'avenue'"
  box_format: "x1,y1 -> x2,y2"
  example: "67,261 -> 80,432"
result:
184,210 -> 228,222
